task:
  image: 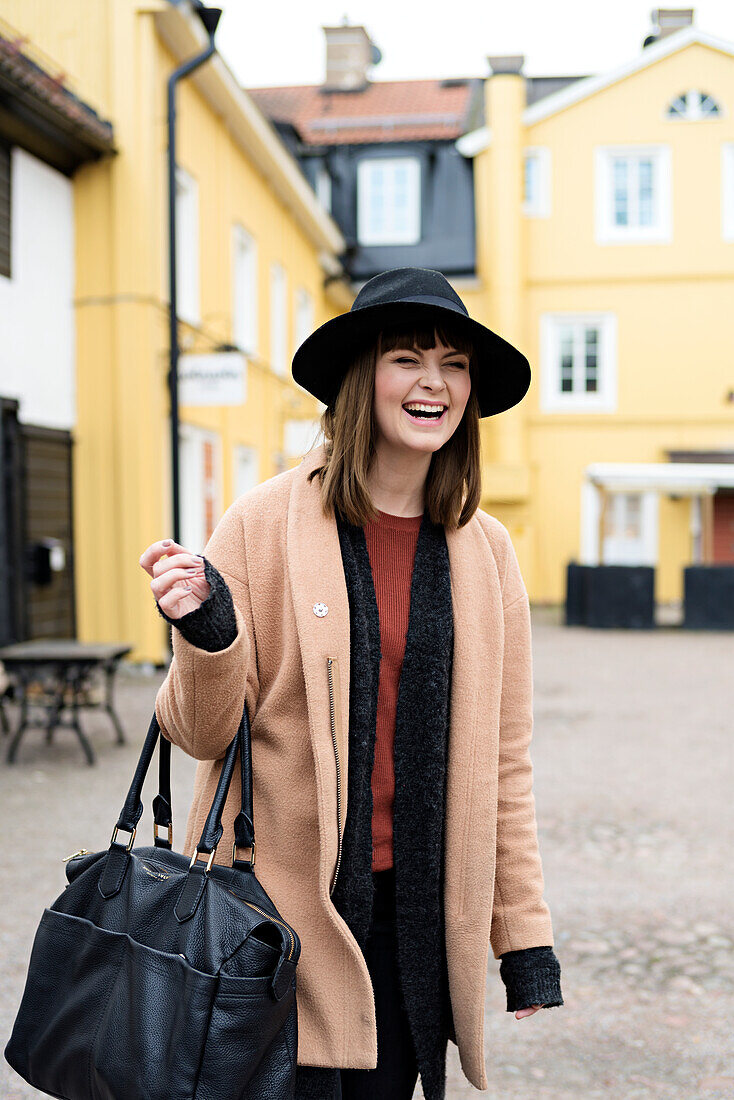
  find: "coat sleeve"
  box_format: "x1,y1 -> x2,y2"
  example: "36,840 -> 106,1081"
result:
488,521 -> 558,960
154,499 -> 259,761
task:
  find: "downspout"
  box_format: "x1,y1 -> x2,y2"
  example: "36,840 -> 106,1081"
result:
167,5 -> 222,543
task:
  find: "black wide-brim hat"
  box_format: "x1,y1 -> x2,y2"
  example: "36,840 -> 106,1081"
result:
291,266 -> 530,418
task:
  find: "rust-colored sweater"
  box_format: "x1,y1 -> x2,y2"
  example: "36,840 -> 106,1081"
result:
363,508 -> 424,872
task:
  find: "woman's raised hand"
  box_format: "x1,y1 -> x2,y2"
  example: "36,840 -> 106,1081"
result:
139,539 -> 211,620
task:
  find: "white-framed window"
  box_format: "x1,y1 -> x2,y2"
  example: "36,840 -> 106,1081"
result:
523,147 -> 551,217
723,144 -> 734,242
594,145 -> 671,244
316,165 -> 332,212
666,90 -> 721,120
269,261 -> 287,376
284,418 -> 322,458
175,166 -> 200,325
357,157 -> 421,245
179,424 -> 221,555
232,223 -> 258,354
233,444 -> 259,499
540,312 -> 617,413
294,286 -> 314,352
601,491 -> 659,566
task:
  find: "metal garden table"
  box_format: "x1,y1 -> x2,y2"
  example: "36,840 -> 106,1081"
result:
0,640 -> 132,765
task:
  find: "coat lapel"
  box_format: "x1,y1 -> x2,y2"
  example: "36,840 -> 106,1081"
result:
286,446 -> 351,894
442,516 -> 504,1089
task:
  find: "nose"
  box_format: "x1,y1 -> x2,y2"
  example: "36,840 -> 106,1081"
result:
418,360 -> 446,388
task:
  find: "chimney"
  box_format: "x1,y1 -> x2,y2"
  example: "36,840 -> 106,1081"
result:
322,21 -> 381,92
486,55 -> 525,77
643,8 -> 694,48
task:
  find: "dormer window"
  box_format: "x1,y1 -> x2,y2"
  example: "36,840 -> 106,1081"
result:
666,90 -> 721,120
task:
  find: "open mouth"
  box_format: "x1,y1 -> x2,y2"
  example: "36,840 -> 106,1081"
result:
402,404 -> 448,425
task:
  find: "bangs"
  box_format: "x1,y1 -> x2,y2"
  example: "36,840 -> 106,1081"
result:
377,318 -> 474,360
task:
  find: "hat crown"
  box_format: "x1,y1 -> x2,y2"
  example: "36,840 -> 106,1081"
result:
351,267 -> 467,315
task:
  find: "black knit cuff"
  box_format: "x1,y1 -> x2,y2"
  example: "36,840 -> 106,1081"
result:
155,557 -> 238,652
293,1066 -> 341,1100
499,945 -> 564,1012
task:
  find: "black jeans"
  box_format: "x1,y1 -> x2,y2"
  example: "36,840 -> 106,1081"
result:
293,867 -> 419,1100
338,866 -> 418,1100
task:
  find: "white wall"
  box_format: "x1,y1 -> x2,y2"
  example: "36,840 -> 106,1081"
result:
0,146 -> 75,429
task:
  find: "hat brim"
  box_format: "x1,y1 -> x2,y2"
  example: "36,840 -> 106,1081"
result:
291,299 -> 530,418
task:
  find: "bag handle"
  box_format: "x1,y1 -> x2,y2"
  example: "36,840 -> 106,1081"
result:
99,699 -> 256,904
151,713 -> 255,868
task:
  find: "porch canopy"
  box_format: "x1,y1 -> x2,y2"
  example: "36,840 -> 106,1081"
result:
581,462 -> 734,565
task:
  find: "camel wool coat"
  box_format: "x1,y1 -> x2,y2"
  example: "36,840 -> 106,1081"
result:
154,441 -> 556,1093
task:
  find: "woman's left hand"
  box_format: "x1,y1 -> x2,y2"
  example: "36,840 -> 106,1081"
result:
515,1004 -> 544,1019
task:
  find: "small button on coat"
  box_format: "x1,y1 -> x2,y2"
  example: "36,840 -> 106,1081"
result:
155,441 -> 557,1093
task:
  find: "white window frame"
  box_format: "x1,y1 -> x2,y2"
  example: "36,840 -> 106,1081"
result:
175,165 -> 200,325
523,147 -> 551,217
601,490 -> 659,566
665,90 -> 722,121
233,443 -> 260,500
284,418 -> 323,458
540,312 -> 617,413
178,424 -> 221,556
723,143 -> 734,242
232,223 -> 258,355
357,156 -> 421,245
594,145 -> 672,245
294,285 -> 314,351
316,165 -> 332,212
269,261 -> 287,376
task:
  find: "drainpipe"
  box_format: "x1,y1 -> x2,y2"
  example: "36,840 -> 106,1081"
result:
167,4 -> 222,543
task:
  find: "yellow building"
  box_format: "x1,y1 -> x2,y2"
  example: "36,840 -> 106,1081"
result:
4,2 -> 733,653
2,0 -> 350,662
458,21 -> 734,604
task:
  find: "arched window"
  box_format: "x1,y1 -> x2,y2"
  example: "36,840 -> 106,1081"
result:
666,90 -> 721,120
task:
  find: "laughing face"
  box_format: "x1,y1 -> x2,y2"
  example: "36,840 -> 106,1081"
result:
372,334 -> 473,457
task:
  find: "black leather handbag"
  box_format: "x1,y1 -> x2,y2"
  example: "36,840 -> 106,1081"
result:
4,700 -> 301,1100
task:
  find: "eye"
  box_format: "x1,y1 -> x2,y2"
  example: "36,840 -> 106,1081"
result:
395,357 -> 418,365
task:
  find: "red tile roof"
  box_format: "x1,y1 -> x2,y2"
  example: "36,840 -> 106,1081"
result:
245,77 -> 480,146
0,31 -> 114,151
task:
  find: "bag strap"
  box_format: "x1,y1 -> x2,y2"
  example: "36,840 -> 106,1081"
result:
101,698 -> 256,905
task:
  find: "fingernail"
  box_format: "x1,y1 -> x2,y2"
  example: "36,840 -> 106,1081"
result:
183,584 -> 191,590
163,540 -> 172,546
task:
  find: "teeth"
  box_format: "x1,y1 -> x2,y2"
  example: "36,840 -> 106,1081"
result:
403,403 -> 446,413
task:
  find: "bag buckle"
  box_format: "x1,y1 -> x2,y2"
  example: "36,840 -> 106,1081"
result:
110,825 -> 136,851
153,822 -> 173,845
189,847 -> 216,873
232,840 -> 256,868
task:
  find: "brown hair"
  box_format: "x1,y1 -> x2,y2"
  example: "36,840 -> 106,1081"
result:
307,316 -> 482,529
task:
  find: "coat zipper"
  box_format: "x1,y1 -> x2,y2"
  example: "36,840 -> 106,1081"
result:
327,657 -> 344,895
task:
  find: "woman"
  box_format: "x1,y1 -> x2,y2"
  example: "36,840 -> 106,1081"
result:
142,267 -> 563,1100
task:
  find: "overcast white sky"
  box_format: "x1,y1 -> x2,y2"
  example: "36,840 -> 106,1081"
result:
215,0 -> 734,88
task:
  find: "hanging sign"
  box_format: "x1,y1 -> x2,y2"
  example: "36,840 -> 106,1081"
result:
179,352 -> 247,406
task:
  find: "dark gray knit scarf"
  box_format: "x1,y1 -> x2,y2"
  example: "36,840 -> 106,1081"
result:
295,509 -> 454,1100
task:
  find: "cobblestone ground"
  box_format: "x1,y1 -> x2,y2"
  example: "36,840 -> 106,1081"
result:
1,608 -> 732,1099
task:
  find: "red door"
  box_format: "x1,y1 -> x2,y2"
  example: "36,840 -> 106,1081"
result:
712,490 -> 734,563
